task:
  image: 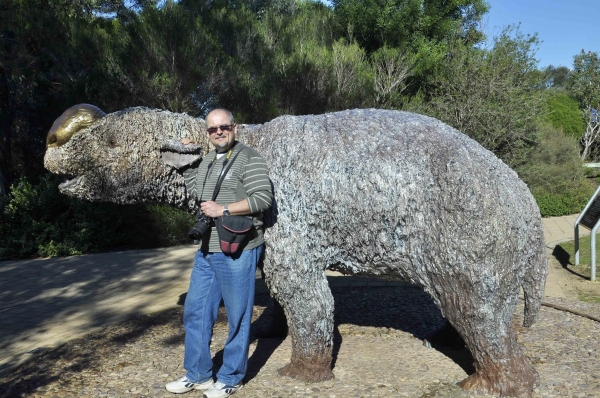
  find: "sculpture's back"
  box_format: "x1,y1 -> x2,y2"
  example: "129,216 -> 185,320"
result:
244,109 -> 546,396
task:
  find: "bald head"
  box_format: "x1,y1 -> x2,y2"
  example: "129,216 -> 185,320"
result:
206,108 -> 237,153
206,108 -> 234,125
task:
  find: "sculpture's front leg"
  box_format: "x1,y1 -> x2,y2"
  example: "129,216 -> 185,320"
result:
262,244 -> 335,382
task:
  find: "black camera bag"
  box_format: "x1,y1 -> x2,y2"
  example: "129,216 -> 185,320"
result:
215,215 -> 254,254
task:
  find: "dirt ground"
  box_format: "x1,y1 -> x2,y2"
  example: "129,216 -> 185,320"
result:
1,251 -> 600,398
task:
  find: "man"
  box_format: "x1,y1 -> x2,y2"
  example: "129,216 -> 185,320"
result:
166,108 -> 273,398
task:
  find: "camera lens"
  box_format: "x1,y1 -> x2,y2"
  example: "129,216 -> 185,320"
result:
188,214 -> 212,240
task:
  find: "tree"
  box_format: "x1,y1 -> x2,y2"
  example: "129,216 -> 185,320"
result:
543,65 -> 570,88
0,0 -> 134,186
331,40 -> 370,109
412,26 -> 546,168
0,0 -> 79,186
332,0 -> 488,53
331,0 -> 489,102
567,50 -> 600,161
372,46 -> 414,108
104,2 -> 222,114
225,1 -> 339,118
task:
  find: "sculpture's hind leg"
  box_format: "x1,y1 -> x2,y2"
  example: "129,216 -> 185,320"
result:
440,288 -> 539,397
262,246 -> 335,382
457,332 -> 538,397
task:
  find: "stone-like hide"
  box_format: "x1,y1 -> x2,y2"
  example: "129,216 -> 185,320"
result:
44,107 -> 210,211
44,107 -> 547,397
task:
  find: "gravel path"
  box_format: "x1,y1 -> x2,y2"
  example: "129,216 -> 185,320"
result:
1,284 -> 599,398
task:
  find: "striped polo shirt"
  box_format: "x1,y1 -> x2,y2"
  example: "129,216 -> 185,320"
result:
183,141 -> 273,252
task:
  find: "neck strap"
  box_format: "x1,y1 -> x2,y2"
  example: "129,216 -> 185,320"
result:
199,143 -> 247,202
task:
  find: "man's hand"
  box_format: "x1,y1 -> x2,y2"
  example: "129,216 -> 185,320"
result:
181,138 -> 197,145
201,201 -> 224,218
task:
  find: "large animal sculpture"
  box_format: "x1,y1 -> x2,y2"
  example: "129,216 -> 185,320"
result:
44,104 -> 548,397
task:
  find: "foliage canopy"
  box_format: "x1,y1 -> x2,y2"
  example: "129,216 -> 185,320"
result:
0,0 -> 597,258
410,26 -> 546,168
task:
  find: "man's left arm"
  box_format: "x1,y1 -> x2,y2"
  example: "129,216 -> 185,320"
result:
240,153 -> 273,214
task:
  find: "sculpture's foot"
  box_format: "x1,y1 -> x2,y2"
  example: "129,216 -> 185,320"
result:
278,355 -> 334,382
457,356 -> 539,397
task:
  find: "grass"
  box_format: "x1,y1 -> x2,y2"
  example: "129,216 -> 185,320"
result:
554,235 -> 597,279
553,235 -> 600,302
577,292 -> 600,303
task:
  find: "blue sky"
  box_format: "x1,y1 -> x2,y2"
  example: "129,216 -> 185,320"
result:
484,0 -> 598,69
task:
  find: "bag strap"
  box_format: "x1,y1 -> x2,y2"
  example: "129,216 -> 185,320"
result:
210,145 -> 249,202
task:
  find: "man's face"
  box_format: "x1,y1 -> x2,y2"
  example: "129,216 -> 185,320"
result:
206,110 -> 237,153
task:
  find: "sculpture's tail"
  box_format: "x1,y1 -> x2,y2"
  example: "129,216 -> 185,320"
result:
522,227 -> 548,327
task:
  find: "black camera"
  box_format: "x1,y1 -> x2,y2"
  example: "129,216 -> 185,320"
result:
189,207 -> 213,240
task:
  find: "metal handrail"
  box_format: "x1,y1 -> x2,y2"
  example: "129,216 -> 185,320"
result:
574,185 -> 600,281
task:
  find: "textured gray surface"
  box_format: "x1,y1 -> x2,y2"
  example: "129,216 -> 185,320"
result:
44,107 -> 209,212
44,107 -> 548,396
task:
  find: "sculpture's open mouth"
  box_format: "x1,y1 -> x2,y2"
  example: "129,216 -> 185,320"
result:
58,175 -> 84,191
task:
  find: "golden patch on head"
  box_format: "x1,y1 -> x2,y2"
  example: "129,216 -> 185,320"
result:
46,104 -> 106,148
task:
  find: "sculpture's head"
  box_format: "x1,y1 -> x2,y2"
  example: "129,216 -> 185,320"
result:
46,104 -> 107,149
44,104 -> 209,204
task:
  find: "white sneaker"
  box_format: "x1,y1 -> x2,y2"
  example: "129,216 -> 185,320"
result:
203,381 -> 242,398
165,376 -> 214,394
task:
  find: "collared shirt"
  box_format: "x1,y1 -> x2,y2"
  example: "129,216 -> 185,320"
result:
183,141 -> 273,252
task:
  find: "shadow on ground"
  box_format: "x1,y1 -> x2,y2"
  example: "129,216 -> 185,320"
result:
0,285 -> 473,397
0,247 -> 195,358
552,245 -> 590,280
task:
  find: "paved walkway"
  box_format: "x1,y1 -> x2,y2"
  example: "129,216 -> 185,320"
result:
541,214 -> 589,300
542,213 -> 586,248
0,215 -> 591,378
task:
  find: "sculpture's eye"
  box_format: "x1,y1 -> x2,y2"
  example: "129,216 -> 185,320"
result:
108,137 -> 117,147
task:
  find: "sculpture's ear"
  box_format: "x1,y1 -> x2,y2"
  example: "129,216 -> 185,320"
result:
160,139 -> 204,169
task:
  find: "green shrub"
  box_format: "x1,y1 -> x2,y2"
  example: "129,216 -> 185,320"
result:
0,176 -> 122,259
546,91 -> 585,138
0,175 -> 195,261
517,125 -> 596,217
146,204 -> 195,247
410,27 -> 546,169
532,191 -> 591,217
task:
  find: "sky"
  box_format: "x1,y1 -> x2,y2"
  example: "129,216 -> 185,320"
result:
483,0 -> 598,69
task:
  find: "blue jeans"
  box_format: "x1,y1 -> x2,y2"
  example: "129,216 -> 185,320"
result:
183,245 -> 263,386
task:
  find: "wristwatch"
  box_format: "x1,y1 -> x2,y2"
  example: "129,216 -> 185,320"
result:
223,204 -> 230,216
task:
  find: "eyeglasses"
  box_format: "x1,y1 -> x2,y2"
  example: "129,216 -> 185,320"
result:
207,124 -> 234,134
